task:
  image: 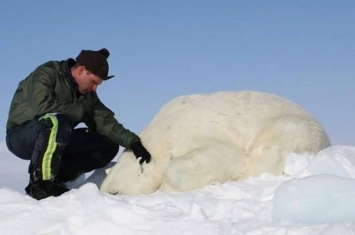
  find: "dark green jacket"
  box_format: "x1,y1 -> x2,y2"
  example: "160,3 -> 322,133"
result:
7,59 -> 140,148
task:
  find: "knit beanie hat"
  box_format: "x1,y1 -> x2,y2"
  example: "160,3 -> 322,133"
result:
76,48 -> 114,80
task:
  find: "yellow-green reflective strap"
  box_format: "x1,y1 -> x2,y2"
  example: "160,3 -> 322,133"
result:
39,114 -> 58,180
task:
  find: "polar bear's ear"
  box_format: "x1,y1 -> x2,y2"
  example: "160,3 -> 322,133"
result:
105,168 -> 112,174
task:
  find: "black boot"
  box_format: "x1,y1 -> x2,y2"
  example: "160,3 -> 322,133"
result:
25,179 -> 69,200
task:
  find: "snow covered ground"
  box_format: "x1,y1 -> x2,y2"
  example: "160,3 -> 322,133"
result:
1,145 -> 355,235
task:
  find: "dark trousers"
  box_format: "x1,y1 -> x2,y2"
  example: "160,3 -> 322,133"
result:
6,114 -> 119,182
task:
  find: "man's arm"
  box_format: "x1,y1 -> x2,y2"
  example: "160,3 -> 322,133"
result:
86,92 -> 151,164
89,93 -> 140,148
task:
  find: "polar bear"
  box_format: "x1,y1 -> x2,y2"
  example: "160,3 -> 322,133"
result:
101,91 -> 330,195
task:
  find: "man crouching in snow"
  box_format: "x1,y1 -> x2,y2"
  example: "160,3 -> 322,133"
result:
5,48 -> 151,200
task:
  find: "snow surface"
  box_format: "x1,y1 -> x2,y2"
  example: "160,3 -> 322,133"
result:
1,145 -> 355,235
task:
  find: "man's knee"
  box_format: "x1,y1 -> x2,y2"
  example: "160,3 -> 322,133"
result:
108,143 -> 119,159
97,142 -> 119,168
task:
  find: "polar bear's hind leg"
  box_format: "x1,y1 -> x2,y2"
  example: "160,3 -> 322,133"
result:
247,115 -> 330,177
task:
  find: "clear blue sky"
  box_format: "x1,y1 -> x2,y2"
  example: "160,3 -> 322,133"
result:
0,0 -> 354,145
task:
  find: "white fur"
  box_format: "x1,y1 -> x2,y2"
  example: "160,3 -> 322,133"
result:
100,91 -> 330,195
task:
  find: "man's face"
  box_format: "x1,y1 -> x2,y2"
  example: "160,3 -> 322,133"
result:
76,67 -> 103,94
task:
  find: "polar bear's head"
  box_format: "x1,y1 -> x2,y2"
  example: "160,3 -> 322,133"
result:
100,150 -> 164,195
